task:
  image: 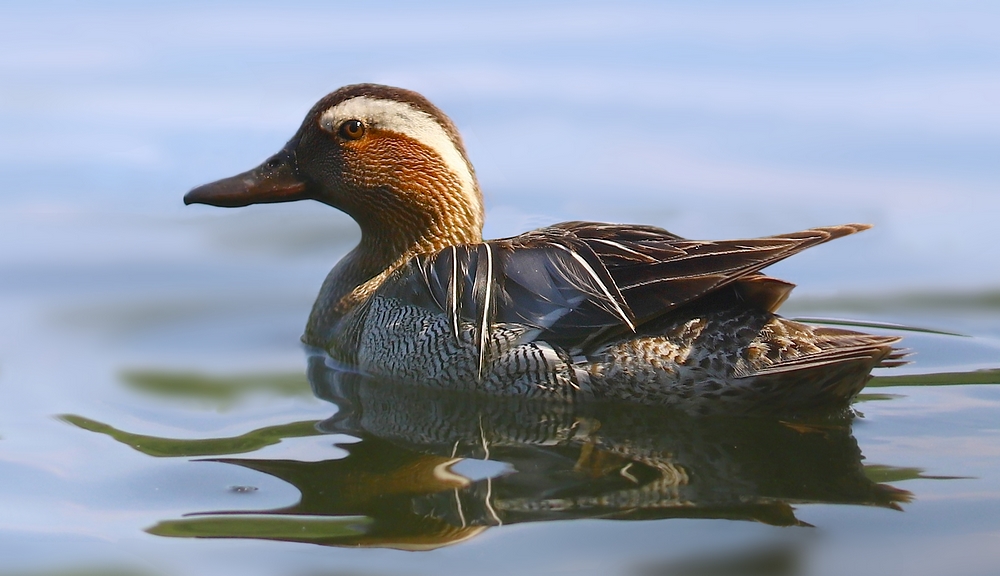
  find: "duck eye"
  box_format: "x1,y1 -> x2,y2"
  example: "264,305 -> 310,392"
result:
338,119 -> 365,140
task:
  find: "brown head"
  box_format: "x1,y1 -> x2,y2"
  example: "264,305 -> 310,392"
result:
184,84 -> 485,261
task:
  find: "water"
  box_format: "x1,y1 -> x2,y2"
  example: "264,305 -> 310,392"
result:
2,2 -> 1000,575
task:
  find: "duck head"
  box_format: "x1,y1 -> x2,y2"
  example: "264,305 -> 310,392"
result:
185,84 -> 485,258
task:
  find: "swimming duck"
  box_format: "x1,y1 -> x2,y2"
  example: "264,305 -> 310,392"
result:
185,84 -> 902,412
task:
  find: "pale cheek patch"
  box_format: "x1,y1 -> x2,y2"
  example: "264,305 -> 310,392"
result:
320,96 -> 481,217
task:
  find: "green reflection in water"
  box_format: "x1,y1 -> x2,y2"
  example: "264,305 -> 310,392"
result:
869,368 -> 1000,387
64,373 -> 924,550
148,515 -> 371,541
787,289 -> 1000,313
119,370 -> 312,409
639,542 -> 801,576
854,392 -> 904,402
59,415 -> 322,458
61,359 -> 990,551
863,464 -> 969,483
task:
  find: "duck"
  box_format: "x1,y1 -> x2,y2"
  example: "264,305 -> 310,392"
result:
184,83 -> 903,413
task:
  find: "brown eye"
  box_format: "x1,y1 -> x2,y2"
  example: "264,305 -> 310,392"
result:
339,119 -> 365,140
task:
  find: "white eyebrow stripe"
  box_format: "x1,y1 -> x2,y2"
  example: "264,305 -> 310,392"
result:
319,96 -> 480,216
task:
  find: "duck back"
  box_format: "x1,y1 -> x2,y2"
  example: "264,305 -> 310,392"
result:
321,222 -> 902,413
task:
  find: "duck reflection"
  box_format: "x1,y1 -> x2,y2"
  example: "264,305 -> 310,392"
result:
142,355 -> 910,549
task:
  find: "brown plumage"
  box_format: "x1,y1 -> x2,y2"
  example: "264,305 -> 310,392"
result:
185,84 -> 902,413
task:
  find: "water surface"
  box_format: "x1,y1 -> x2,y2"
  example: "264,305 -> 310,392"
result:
2,2 -> 999,575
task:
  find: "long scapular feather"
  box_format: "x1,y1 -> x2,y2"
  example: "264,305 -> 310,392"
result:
449,246 -> 460,339
475,243 -> 495,379
549,243 -> 636,331
407,221 -> 879,384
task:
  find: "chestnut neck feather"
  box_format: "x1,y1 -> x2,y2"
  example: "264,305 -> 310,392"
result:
304,134 -> 483,342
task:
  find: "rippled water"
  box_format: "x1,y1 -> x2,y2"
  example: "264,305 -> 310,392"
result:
3,2 -> 1000,576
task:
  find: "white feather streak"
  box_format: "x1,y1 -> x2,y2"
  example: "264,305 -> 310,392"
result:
449,246 -> 460,339
553,244 -> 635,332
477,243 -> 494,379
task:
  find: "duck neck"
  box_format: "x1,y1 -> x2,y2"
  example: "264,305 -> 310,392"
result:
304,184 -> 483,345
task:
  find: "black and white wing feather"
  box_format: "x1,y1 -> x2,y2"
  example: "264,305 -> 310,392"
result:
377,221 -> 871,354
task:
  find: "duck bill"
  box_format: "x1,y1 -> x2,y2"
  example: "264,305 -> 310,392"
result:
184,149 -> 310,207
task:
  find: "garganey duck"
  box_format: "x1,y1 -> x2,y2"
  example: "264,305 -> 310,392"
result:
185,84 -> 902,413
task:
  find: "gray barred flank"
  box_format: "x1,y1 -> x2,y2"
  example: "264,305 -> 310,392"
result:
358,297 -> 585,398
353,295 -> 897,412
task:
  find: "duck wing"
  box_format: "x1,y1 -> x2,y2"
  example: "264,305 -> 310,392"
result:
558,221 -> 870,321
379,222 -> 870,351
